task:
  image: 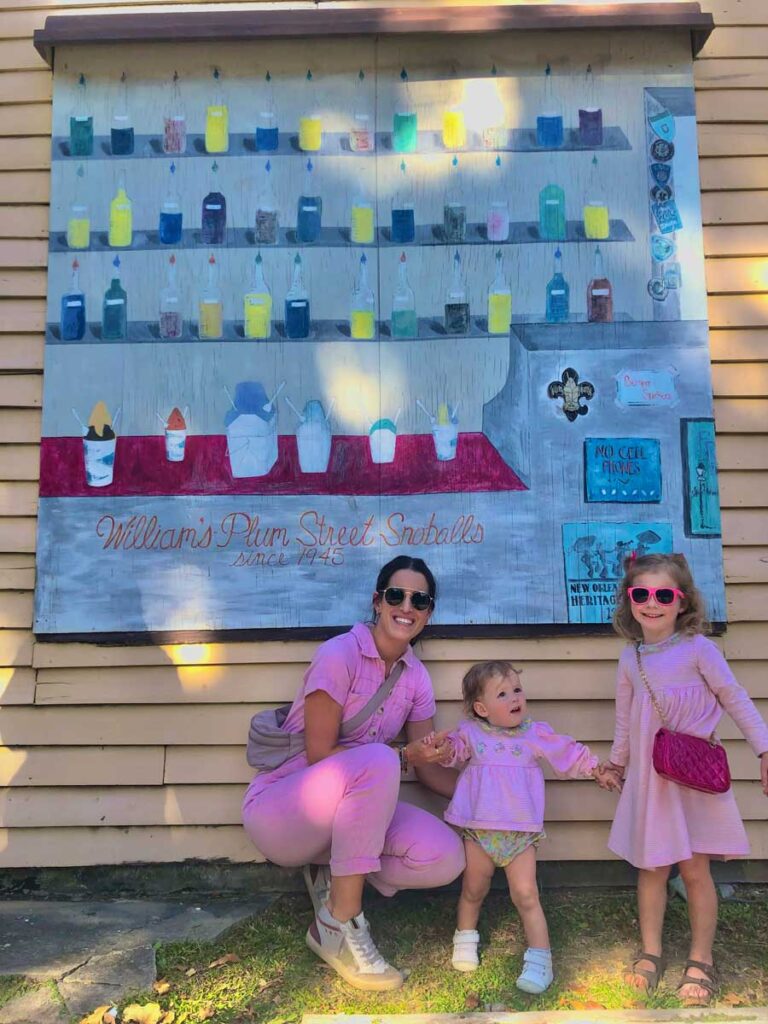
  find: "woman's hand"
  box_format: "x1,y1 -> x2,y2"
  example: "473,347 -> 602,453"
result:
760,752 -> 768,796
405,730 -> 453,767
594,762 -> 623,792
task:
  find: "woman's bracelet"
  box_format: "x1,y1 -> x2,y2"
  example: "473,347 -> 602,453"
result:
398,744 -> 409,774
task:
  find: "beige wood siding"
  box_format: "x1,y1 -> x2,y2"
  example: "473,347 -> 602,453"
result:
0,0 -> 766,868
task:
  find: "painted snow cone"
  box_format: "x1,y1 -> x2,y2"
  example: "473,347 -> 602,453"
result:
164,406 -> 187,462
432,402 -> 458,461
225,381 -> 281,478
369,412 -> 399,465
295,399 -> 332,473
83,400 -> 117,487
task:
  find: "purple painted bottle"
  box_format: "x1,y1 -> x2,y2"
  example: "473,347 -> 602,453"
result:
201,161 -> 226,245
578,66 -> 603,147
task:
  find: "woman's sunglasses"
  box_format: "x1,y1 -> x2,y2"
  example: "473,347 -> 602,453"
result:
627,586 -> 685,606
378,587 -> 434,612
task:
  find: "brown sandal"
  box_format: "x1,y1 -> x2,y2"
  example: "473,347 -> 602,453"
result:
625,953 -> 666,992
677,960 -> 717,1006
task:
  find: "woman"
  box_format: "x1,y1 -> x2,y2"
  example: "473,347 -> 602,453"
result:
242,556 -> 464,990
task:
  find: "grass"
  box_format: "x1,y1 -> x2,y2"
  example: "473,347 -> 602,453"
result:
4,888 -> 767,1023
0,974 -> 37,1010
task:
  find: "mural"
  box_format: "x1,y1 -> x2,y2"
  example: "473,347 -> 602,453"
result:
34,30 -> 726,636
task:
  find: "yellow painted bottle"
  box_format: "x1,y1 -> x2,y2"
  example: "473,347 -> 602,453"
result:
243,253 -> 272,339
351,198 -> 375,244
583,200 -> 610,240
350,253 -> 376,340
67,202 -> 90,250
299,115 -> 322,152
199,254 -> 223,340
442,108 -> 466,150
487,249 -> 512,335
108,173 -> 132,248
205,68 -> 229,154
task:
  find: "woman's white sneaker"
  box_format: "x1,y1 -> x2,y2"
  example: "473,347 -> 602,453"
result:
516,946 -> 553,993
452,929 -> 480,971
306,904 -> 404,991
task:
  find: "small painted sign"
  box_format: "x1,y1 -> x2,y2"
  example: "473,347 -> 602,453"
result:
563,521 -> 674,623
584,437 -> 662,503
652,199 -> 683,234
615,368 -> 678,407
681,418 -> 721,537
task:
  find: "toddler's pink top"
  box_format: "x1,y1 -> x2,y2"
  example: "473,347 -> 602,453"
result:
443,718 -> 598,832
608,632 -> 768,869
245,622 -> 436,799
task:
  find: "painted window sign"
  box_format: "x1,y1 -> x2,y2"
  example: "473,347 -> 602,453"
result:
563,522 -> 674,624
34,31 -> 725,637
584,437 -> 661,503
615,368 -> 678,407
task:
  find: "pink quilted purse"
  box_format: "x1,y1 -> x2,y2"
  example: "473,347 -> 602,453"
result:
635,644 -> 731,795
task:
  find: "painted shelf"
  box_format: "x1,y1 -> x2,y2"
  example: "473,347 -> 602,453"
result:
49,219 -> 634,254
52,126 -> 631,162
39,433 -> 528,497
46,313 -> 636,345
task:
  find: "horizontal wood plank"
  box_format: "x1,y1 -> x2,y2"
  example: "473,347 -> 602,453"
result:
717,437 -> 768,470
0,104 -> 51,138
723,546 -> 768,582
0,517 -> 37,553
0,40 -> 48,73
714,397 -> 768,432
695,60 -> 768,91
0,483 -> 38,517
727,583 -> 768,620
722,508 -> 768,545
0,172 -> 49,204
712,364 -> 768,397
0,446 -> 39,480
0,744 -> 164,786
700,157 -> 768,192
0,630 -> 32,667
709,329 -> 768,360
0,73 -> 51,105
699,27 -> 768,59
0,372 -> 41,407
0,592 -> 33,629
0,207 -> 48,239
0,335 -> 44,371
0,136 -> 49,171
706,258 -> 768,296
696,91 -> 768,124
703,193 -> 768,227
0,269 -> 46,297
0,667 -> 35,705
0,554 -> 35,590
698,123 -> 768,159
708,294 -> 768,329
0,239 -> 48,267
698,0 -> 768,25
0,409 -> 41,444
720,471 -> 768,506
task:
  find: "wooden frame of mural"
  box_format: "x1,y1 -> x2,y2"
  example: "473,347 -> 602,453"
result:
33,4 -> 724,641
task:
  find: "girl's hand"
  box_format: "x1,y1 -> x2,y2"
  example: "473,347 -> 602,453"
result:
406,730 -> 453,767
760,752 -> 768,796
595,761 -> 624,792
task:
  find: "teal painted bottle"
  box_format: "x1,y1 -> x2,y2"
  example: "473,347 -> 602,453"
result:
102,255 -> 128,340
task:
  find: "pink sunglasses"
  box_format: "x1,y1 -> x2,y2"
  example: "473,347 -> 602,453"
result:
627,586 -> 685,606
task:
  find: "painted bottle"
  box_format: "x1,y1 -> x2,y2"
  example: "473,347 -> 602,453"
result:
350,192 -> 375,245
587,245 -> 613,323
391,160 -> 415,245
201,162 -> 227,245
443,154 -> 466,244
108,172 -> 132,248
445,250 -> 470,335
159,254 -> 183,340
69,74 -> 93,157
256,72 -> 279,152
583,155 -> 610,240
285,253 -> 310,339
536,65 -> 564,148
159,162 -> 183,245
198,254 -> 223,340
545,247 -> 570,323
442,106 -> 466,150
102,255 -> 128,341
578,64 -> 603,148
487,249 -> 512,335
350,253 -> 376,340
299,69 -> 322,152
393,67 -> 417,153
539,183 -> 566,240
60,259 -> 86,341
350,69 -> 374,152
205,68 -> 229,155
163,71 -> 187,155
67,166 -> 90,249
254,160 -> 279,245
110,72 -> 134,156
486,155 -> 509,243
391,251 -> 417,339
243,252 -> 272,340
481,64 -> 506,149
296,158 -> 322,243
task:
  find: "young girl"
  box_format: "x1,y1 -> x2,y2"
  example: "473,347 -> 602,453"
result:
604,553 -> 768,1004
436,660 -> 619,993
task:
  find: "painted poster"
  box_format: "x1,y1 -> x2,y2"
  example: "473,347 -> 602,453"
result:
35,29 -> 726,637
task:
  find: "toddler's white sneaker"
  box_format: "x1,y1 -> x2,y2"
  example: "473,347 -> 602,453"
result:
452,928 -> 480,972
516,946 -> 553,993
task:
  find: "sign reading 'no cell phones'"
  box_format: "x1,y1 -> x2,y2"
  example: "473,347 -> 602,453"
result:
584,437 -> 662,503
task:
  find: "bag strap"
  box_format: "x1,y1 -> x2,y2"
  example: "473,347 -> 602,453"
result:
339,660 -> 406,737
635,643 -> 717,744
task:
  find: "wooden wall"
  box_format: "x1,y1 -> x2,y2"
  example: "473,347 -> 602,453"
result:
1,0 -> 767,868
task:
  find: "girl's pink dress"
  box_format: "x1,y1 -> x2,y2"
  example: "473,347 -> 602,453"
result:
609,632 -> 768,869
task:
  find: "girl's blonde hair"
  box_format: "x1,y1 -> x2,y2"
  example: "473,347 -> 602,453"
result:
462,660 -> 522,716
612,553 -> 710,641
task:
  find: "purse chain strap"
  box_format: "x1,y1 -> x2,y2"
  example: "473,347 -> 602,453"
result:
634,642 -> 718,745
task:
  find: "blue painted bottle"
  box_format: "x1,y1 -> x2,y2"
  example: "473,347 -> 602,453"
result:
285,253 -> 310,339
296,159 -> 322,243
391,159 -> 415,244
256,75 -> 278,152
201,161 -> 226,245
545,248 -> 570,323
60,259 -> 86,341
159,162 -> 183,245
536,64 -> 564,148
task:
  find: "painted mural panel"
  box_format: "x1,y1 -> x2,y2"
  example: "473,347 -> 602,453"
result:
34,29 -> 726,636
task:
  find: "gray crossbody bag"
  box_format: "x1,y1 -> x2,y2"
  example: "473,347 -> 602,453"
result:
246,660 -> 405,771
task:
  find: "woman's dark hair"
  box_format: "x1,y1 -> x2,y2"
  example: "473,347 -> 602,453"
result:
375,556 -> 437,601
373,556 -> 437,645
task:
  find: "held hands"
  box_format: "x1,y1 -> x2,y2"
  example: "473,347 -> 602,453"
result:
594,760 -> 624,792
405,730 -> 454,768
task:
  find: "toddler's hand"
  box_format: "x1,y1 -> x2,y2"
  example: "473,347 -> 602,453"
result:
594,762 -> 623,792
